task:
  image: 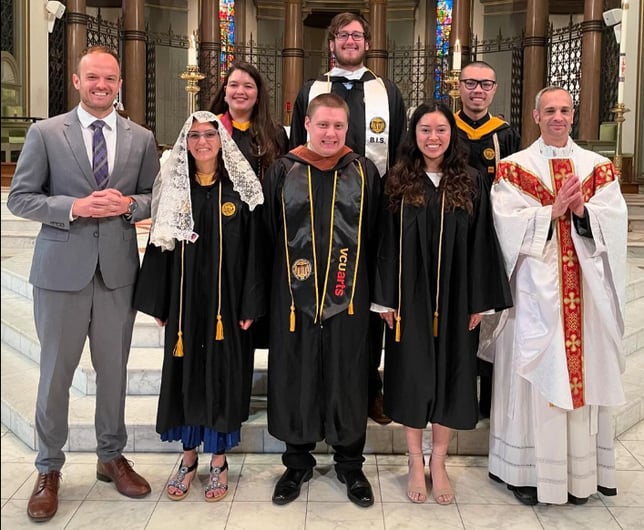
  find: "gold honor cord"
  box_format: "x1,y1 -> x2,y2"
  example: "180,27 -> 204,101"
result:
318,168 -> 340,321
173,241 -> 186,357
395,198 -> 404,342
280,191 -> 297,332
347,162 -> 365,315
215,183 -> 224,341
433,192 -> 446,337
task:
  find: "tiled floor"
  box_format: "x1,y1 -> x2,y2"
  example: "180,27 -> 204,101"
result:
1,421 -> 643,529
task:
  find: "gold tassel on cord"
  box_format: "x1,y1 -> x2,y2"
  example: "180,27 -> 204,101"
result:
215,315 -> 224,341
289,305 -> 296,332
433,311 -> 439,337
395,316 -> 401,342
348,301 -> 354,315
173,331 -> 184,357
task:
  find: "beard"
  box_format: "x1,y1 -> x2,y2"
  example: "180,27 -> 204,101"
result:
333,49 -> 365,69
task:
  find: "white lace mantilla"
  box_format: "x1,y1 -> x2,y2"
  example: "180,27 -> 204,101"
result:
150,110 -> 264,251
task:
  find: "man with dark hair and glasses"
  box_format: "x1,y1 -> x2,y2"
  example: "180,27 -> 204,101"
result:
289,12 -> 407,428
455,60 -> 521,421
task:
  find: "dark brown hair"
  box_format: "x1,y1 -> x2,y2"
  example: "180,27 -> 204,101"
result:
327,12 -> 371,45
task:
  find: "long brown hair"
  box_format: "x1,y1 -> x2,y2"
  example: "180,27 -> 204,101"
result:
209,61 -> 282,171
385,102 -> 476,213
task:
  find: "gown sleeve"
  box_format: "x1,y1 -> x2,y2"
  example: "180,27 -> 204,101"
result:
133,240 -> 173,320
468,171 -> 513,314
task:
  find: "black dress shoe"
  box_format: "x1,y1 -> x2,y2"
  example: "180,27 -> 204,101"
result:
337,468 -> 374,507
597,485 -> 617,496
568,493 -> 589,505
272,467 -> 313,505
507,484 -> 538,505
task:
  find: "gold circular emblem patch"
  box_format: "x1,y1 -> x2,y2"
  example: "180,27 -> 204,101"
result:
292,258 -> 312,281
483,148 -> 496,161
369,117 -> 386,134
221,202 -> 236,216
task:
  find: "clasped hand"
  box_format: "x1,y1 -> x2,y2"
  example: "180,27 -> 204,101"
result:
552,174 -> 585,219
72,188 -> 129,218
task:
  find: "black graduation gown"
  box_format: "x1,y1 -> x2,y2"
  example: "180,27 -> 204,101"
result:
133,179 -> 265,434
262,151 -> 382,446
373,170 -> 512,430
231,124 -> 289,179
230,123 -> 289,350
289,72 -> 407,167
455,111 -> 521,189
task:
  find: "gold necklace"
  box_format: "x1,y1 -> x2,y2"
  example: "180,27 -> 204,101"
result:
195,171 -> 216,186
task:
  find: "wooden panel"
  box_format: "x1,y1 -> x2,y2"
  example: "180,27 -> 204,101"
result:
1,162 -> 16,188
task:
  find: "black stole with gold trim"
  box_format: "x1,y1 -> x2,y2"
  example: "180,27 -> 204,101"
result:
283,160 -> 363,321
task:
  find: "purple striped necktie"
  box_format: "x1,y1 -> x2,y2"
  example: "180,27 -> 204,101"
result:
90,120 -> 109,188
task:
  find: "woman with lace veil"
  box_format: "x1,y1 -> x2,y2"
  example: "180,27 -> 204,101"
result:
133,111 -> 265,502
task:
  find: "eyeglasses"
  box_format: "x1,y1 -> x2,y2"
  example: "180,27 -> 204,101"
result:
335,31 -> 365,42
186,131 -> 219,141
460,79 -> 496,91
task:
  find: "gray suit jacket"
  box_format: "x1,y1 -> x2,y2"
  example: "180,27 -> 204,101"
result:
7,108 -> 160,291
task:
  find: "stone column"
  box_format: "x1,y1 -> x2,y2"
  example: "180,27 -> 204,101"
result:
282,0 -> 303,125
451,0 -> 471,66
235,0 -> 247,49
65,0 -> 88,110
521,0 -> 549,146
200,0 -> 221,109
366,0 -> 387,78
424,1 -> 437,102
122,0 -> 147,125
578,0 -> 603,140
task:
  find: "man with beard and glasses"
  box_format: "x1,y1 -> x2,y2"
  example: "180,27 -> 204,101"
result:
289,11 -> 406,427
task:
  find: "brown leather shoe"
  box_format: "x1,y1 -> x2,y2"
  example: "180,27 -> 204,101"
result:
27,471 -> 60,522
368,392 -> 392,425
96,456 -> 151,498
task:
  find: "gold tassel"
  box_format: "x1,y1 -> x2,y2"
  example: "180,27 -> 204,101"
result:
289,305 -> 296,332
395,316 -> 401,343
433,311 -> 439,337
215,315 -> 224,341
173,331 -> 184,357
348,301 -> 354,315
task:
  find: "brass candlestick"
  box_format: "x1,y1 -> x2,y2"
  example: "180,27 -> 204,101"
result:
180,65 -> 206,114
610,102 -> 630,180
446,70 -> 461,113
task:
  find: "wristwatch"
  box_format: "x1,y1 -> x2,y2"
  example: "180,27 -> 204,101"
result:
123,197 -> 137,220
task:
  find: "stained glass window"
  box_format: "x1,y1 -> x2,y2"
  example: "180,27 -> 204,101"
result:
220,0 -> 235,81
435,0 -> 452,100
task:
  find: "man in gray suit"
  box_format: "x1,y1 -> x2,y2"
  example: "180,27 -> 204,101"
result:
7,46 -> 160,522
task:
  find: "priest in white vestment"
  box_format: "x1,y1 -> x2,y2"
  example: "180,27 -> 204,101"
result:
488,86 -> 627,505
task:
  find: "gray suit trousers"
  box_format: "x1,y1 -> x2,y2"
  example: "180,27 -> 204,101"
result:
33,269 -> 135,472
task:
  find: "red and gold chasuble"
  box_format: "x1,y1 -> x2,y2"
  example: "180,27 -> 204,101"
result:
495,160 -> 616,408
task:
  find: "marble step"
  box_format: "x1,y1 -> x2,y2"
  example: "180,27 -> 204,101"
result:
2,338 -> 642,455
0,283 -> 270,398
2,250 -> 644,397
629,214 -> 644,232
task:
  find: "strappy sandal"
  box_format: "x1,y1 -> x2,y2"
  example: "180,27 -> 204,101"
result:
429,452 -> 454,505
407,452 -> 427,504
166,455 -> 199,500
205,458 -> 229,502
